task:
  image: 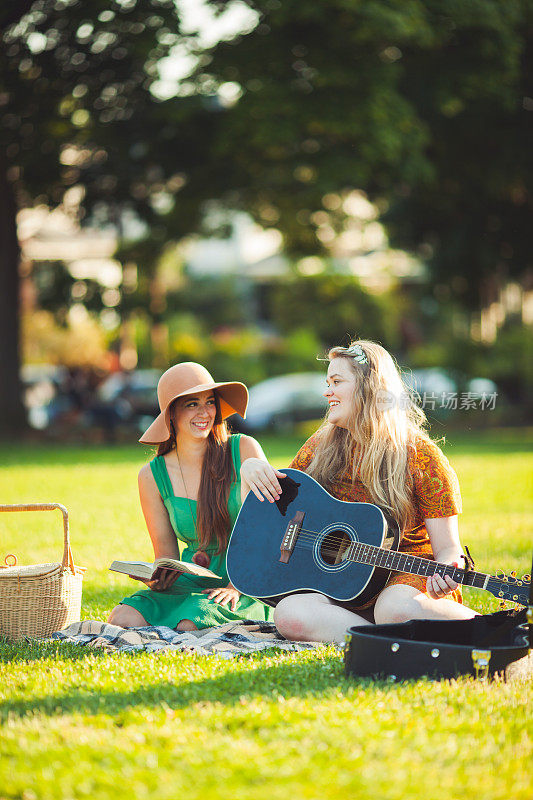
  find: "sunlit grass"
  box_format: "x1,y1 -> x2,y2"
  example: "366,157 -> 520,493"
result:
0,429 -> 531,799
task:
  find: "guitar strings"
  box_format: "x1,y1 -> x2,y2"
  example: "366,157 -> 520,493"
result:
295,534 -> 468,573
295,528 -> 471,573
293,528 -> 401,561
294,528 -> 382,550
283,538 -> 449,575
280,534 -> 529,590
271,526 -> 528,589
294,527 -> 447,570
280,537 -> 480,582
282,529 -> 476,579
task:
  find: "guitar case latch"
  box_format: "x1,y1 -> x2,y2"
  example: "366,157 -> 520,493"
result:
471,649 -> 491,680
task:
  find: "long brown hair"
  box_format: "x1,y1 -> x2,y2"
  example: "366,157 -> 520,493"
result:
306,340 -> 433,531
157,396 -> 235,553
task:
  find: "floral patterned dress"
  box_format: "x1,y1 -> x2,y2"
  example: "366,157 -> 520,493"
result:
290,433 -> 463,609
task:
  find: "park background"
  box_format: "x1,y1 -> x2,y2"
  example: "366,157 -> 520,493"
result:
0,2 -> 531,800
0,0 -> 532,435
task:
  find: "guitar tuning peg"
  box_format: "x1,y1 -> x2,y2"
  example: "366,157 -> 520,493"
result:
522,573 -> 531,582
510,570 -> 517,578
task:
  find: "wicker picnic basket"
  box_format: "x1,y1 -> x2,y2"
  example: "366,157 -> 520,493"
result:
0,503 -> 85,641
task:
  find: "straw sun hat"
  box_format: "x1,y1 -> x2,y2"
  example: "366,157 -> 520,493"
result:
139,362 -> 249,445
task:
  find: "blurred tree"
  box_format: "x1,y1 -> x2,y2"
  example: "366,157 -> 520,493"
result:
270,273 -> 397,350
4,0 -> 531,439
22,309 -> 109,368
196,0 -> 532,309
0,0 -> 212,437
30,260 -> 108,318
166,276 -> 249,331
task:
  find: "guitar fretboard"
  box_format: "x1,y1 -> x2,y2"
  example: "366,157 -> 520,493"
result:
345,541 -> 488,589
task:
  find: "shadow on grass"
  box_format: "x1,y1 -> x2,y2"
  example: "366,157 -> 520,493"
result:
0,637 -> 112,664
0,655 -> 367,721
0,591 -> 125,657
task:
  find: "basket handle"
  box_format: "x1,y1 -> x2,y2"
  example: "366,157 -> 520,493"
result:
0,503 -> 75,574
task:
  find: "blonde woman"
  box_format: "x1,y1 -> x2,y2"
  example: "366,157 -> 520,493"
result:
241,341 -> 477,643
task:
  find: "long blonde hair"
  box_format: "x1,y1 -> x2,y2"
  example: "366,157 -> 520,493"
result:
306,340 -> 432,531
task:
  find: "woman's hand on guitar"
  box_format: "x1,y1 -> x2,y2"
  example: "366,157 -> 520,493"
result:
241,457 -> 286,503
426,561 -> 460,599
202,583 -> 241,611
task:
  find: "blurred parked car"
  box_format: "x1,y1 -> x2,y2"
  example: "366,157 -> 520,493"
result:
88,369 -> 162,438
230,372 -> 329,433
404,368 -> 497,397
403,368 -> 498,415
22,364 -> 72,429
403,368 -> 457,399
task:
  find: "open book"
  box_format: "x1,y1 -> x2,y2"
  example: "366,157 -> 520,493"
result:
110,557 -> 222,581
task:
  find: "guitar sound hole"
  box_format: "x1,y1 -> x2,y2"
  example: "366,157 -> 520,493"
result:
320,530 -> 351,566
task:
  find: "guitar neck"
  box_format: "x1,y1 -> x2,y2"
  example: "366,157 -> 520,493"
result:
345,541 -> 488,589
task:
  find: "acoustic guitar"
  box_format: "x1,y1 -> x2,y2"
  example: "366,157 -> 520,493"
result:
226,469 -> 530,608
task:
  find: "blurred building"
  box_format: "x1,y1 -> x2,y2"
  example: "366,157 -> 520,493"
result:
18,198 -> 532,350
18,204 -> 121,308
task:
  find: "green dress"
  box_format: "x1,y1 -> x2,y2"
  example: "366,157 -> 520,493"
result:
120,434 -> 273,629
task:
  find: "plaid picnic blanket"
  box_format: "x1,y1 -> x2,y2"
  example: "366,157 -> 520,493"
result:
48,619 -> 325,657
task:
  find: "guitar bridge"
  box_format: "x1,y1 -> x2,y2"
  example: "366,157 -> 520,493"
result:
280,511 -> 305,563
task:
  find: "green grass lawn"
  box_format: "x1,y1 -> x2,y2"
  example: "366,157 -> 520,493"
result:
0,429 -> 531,800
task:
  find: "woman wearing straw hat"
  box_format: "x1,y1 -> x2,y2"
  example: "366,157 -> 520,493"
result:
108,362 -> 276,630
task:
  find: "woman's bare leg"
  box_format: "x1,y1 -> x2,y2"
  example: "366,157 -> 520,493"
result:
107,604 -> 148,627
176,618 -> 198,631
373,584 -> 478,624
274,592 -> 371,644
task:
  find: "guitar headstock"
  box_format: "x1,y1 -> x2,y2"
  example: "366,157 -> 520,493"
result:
487,570 -> 531,606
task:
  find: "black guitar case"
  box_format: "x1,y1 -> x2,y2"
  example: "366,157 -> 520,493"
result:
344,555 -> 532,682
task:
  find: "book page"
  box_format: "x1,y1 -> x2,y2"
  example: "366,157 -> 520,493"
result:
109,560 -> 153,579
110,559 -> 222,581
154,557 -> 221,579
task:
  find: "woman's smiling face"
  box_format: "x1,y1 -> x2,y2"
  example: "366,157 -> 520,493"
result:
324,357 -> 357,428
173,390 -> 217,441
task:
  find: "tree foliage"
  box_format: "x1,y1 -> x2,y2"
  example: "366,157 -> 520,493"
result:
2,0 -> 532,438
270,273 -> 397,350
0,0 -> 218,224
0,0 -> 211,435
197,0 -> 533,308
